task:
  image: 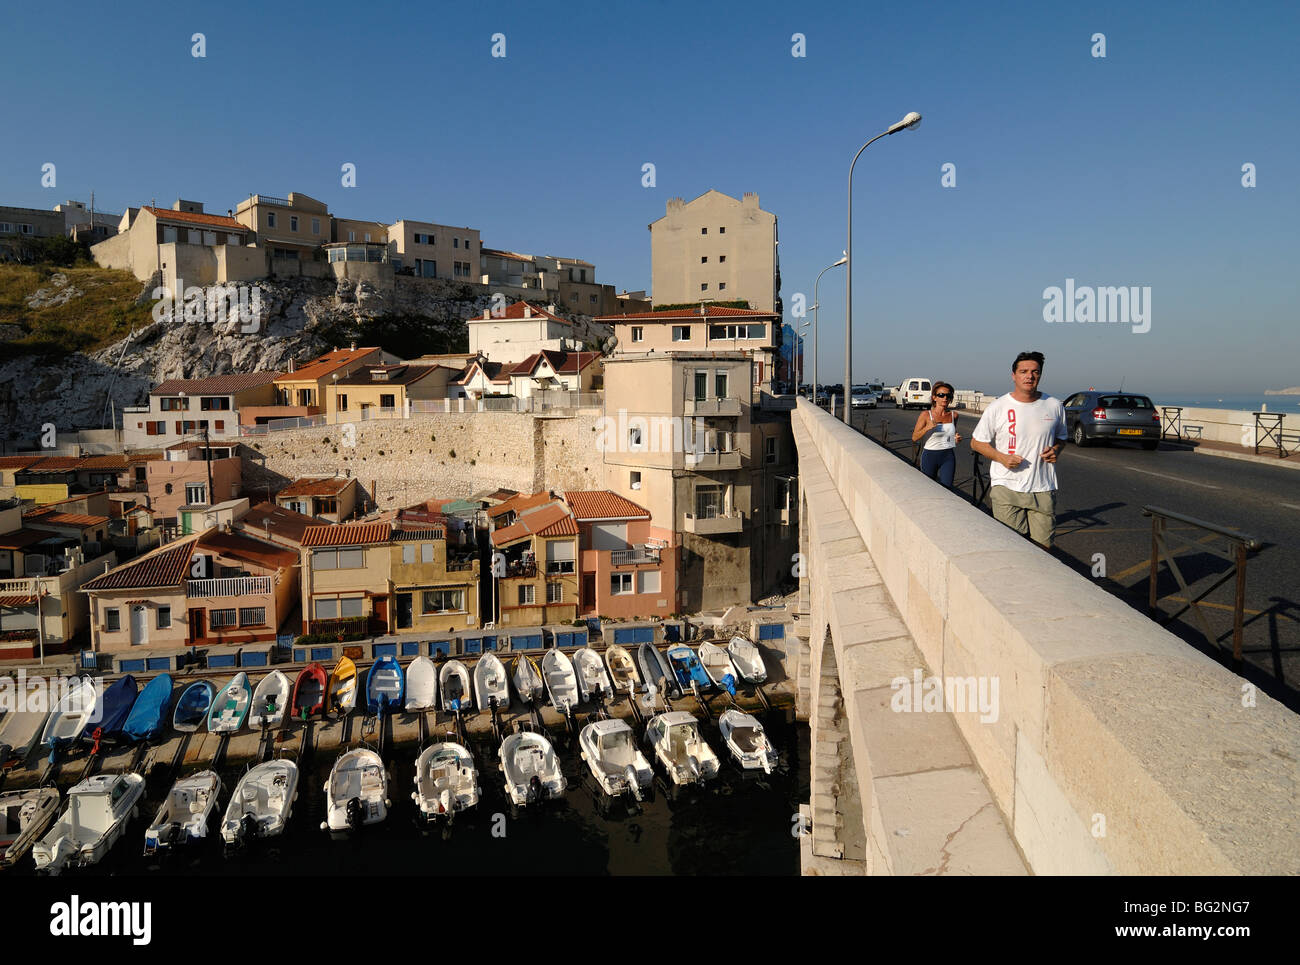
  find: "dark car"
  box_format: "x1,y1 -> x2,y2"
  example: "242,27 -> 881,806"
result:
1063,391 -> 1161,449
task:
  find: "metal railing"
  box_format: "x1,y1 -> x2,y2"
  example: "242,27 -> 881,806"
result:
610,546 -> 661,566
186,576 -> 272,598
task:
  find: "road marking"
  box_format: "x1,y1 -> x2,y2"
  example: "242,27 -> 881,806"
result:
1110,532 -> 1221,582
1282,503 -> 1300,511
1068,451 -> 1223,488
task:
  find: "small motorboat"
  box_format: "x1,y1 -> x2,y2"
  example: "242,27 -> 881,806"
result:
122,674 -> 173,742
637,643 -> 680,699
604,645 -> 641,694
405,656 -> 438,712
32,772 -> 145,874
499,730 -> 566,806
220,759 -> 298,845
412,742 -> 479,822
666,645 -> 711,694
473,653 -> 510,711
439,659 -> 473,713
327,656 -> 358,717
726,636 -> 766,684
172,680 -> 215,733
365,656 -> 405,715
41,676 -> 98,751
0,787 -> 61,869
248,671 -> 290,729
207,672 -> 251,734
0,680 -> 50,765
541,648 -> 578,715
80,675 -> 137,745
718,709 -> 779,774
578,719 -> 652,800
697,642 -> 739,696
512,654 -> 544,704
645,711 -> 720,786
143,770 -> 222,854
573,647 -> 613,703
322,747 -> 389,832
292,663 -> 328,720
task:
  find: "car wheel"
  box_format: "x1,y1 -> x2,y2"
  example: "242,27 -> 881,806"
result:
1141,440 -> 1158,451
1072,423 -> 1090,447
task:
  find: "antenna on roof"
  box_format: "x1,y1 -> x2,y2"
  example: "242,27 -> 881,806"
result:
1118,375 -> 1126,392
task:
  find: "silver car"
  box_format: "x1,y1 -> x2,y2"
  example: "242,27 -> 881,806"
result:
1063,391 -> 1161,449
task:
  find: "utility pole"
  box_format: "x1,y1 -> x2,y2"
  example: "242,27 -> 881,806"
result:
202,424 -> 214,508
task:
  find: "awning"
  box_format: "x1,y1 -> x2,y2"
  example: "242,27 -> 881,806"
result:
0,594 -> 38,607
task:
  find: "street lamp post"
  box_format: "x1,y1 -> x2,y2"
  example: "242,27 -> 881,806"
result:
797,321 -> 810,390
812,255 -> 847,405
844,111 -> 921,423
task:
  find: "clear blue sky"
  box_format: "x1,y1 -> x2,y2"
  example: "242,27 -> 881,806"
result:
4,0 -> 1296,396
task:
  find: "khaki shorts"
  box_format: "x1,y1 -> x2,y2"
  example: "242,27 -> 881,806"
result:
990,486 -> 1057,548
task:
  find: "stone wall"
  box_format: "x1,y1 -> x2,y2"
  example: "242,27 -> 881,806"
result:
240,410 -> 606,509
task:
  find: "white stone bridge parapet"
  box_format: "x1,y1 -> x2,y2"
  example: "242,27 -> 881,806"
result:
792,399 -> 1299,875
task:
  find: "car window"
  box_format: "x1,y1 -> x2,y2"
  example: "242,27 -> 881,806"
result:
1099,395 -> 1153,409
1064,393 -> 1083,407
921,382 -> 931,391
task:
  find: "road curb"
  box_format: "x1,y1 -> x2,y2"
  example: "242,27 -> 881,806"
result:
1187,446 -> 1300,471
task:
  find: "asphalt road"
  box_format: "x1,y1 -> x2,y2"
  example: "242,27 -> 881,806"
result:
837,402 -> 1300,710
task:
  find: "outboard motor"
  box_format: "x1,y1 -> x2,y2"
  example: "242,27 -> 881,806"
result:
0,742 -> 11,766
688,754 -> 702,784
624,764 -> 643,802
346,796 -> 364,830
239,813 -> 258,843
529,774 -> 543,803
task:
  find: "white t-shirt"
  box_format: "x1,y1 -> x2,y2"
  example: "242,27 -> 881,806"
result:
972,393 -> 1068,493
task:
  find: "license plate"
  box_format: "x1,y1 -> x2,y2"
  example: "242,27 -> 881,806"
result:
1118,429 -> 1142,436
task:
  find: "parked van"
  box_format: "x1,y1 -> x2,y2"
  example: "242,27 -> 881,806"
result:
897,377 -> 932,409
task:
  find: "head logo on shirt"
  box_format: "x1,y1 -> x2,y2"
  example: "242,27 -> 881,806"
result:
1007,408 -> 1017,454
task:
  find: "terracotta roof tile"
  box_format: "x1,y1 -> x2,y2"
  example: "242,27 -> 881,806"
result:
491,502 -> 576,545
152,372 -> 282,396
235,501 -> 315,545
276,347 -> 382,383
0,457 -> 38,470
31,512 -> 110,528
82,538 -> 198,592
486,492 -> 552,518
277,476 -> 354,498
563,491 -> 651,521
0,594 -> 38,607
197,530 -> 297,570
0,529 -> 51,551
74,454 -> 129,470
335,364 -> 438,387
301,521 -> 391,547
143,206 -> 247,231
469,300 -> 572,327
20,457 -> 82,472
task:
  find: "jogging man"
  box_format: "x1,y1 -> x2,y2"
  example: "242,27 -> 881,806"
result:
970,351 -> 1069,548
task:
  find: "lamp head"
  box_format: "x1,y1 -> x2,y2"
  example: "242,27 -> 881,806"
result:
833,256 -> 847,267
886,111 -> 922,135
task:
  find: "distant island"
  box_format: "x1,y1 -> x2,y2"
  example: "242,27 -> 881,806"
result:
1264,387 -> 1300,395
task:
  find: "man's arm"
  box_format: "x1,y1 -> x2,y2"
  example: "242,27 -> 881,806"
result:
972,438 -> 1020,468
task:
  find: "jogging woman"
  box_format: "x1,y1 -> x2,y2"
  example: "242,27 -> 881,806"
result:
911,381 -> 961,487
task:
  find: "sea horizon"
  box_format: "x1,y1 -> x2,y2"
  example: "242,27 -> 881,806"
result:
970,391 -> 1300,413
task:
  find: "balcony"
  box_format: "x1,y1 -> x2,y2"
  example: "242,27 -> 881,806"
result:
186,576 -> 272,598
759,392 -> 796,411
684,397 -> 741,417
685,448 -> 742,471
502,560 -> 537,579
683,511 -> 744,535
610,546 -> 661,567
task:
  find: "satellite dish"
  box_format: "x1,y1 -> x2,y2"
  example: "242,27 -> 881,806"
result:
600,335 -> 619,356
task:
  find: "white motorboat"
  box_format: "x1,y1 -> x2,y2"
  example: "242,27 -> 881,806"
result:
412,742 -> 479,822
32,772 -> 144,874
726,636 -> 766,684
541,648 -> 579,715
220,759 -> 298,845
0,787 -> 61,868
322,748 -> 389,831
578,719 -> 653,800
473,653 -> 510,711
207,672 -> 252,734
573,647 -> 613,703
0,679 -> 50,764
698,642 -> 739,695
41,675 -> 98,751
439,659 -> 473,713
718,709 -> 778,774
499,730 -> 566,806
512,654 -> 544,703
645,712 -> 720,786
248,671 -> 291,729
405,656 -> 438,712
144,770 -> 222,853
604,645 -> 641,694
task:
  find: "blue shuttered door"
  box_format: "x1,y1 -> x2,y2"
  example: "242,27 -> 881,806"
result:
635,627 -> 654,643
401,641 -> 421,657
612,628 -> 634,645
758,624 -> 785,641
293,648 -> 308,663
572,630 -> 587,648
146,657 -> 172,671
663,623 -> 680,643
482,635 -> 497,652
554,631 -> 573,648
311,646 -> 335,662
241,650 -> 269,667
208,652 -> 238,669
512,633 -> 543,651
372,642 -> 397,658
429,640 -> 451,658
463,637 -> 482,655
119,658 -> 146,673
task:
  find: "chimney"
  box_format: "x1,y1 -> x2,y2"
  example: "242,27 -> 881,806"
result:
547,303 -> 557,315
349,341 -> 356,352
227,209 -> 233,218
523,305 -> 532,319
482,309 -> 491,320
288,358 -> 296,373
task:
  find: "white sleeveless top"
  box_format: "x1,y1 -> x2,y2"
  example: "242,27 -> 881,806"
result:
923,411 -> 957,451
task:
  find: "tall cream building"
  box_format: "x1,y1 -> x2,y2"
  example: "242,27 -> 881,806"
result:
649,190 -> 780,313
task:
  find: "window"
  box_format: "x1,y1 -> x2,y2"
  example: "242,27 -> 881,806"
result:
765,436 -> 777,464
719,255 -> 726,263
631,326 -> 643,343
364,232 -> 371,242
160,397 -> 188,411
214,420 -> 224,432
611,573 -> 633,595
628,426 -> 642,449
339,597 -> 363,617
421,543 -> 434,563
380,394 -> 396,409
267,212 -> 276,229
700,283 -> 708,291
422,589 -> 464,613
637,570 -> 660,594
315,497 -> 337,516
185,483 -> 206,505
290,216 -> 299,232
210,608 -> 237,628
694,370 -> 708,401
156,606 -> 172,629
105,608 -> 121,632
162,226 -> 178,244
719,283 -> 726,291
314,598 -> 338,619
338,394 -> 348,411
239,607 -> 266,626
312,218 -> 320,236
695,485 -> 725,519
547,582 -> 563,604
719,226 -> 726,234
402,544 -> 416,564
700,227 -> 707,234
338,549 -> 364,569
672,325 -> 691,342
200,397 -> 230,410
701,256 -> 708,264
517,585 -> 536,606
715,372 -> 728,398
630,471 -> 641,490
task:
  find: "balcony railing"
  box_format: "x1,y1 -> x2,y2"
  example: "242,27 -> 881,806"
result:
446,559 -> 476,572
684,449 -> 742,471
610,546 -> 661,566
503,561 -> 537,579
684,397 -> 742,417
186,576 -> 272,598
683,511 -> 744,536
0,577 -> 38,598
